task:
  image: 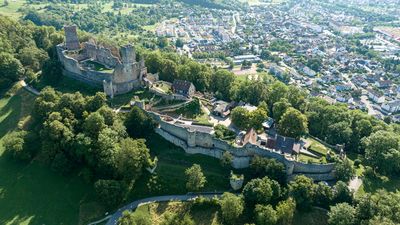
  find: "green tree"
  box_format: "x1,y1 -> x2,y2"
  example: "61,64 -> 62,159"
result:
288,175 -> 315,210
250,156 -> 286,184
242,177 -> 281,206
332,181 -> 353,205
86,92 -> 107,112
0,52 -> 24,83
18,46 -> 49,72
277,107 -> 308,139
211,69 -> 235,100
334,159 -> 355,183
124,106 -> 156,138
362,130 -> 400,175
145,51 -> 163,74
314,182 -> 333,208
175,38 -> 184,48
41,58 -> 62,85
116,138 -> 150,182
255,204 -> 278,225
220,192 -> 244,225
272,99 -> 291,122
185,164 -> 206,191
33,87 -> 60,120
83,112 -> 106,138
118,210 -> 152,225
328,203 -> 356,225
3,131 -> 31,161
267,82 -> 288,109
250,107 -> 268,130
231,107 -> 251,130
276,198 -> 296,225
220,151 -> 233,167
160,59 -> 178,82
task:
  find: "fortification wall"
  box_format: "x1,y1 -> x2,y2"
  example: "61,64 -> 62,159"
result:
149,111 -> 336,180
292,161 -> 335,174
57,45 -> 112,86
113,80 -> 142,95
84,42 -> 120,68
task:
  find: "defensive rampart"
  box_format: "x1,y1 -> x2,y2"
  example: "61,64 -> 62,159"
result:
57,45 -> 112,86
148,111 -> 336,181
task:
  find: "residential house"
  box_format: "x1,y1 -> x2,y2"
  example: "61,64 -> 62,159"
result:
382,100 -> 400,114
212,100 -> 232,118
367,89 -> 385,104
261,134 -> 301,156
172,80 -> 196,97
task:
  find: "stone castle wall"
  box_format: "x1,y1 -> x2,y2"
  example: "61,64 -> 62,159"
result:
83,42 -> 120,68
57,45 -> 112,86
149,111 -> 336,181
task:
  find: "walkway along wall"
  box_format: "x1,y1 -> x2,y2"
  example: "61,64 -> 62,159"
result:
148,112 -> 335,181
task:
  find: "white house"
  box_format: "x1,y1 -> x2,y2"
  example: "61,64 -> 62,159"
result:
368,89 -> 385,104
382,100 -> 400,113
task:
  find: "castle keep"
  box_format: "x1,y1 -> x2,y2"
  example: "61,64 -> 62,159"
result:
57,25 -> 147,97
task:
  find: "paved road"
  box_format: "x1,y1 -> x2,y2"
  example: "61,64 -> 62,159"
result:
20,80 -> 40,95
103,193 -> 222,225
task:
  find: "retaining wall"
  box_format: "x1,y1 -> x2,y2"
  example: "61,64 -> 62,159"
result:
149,111 -> 336,181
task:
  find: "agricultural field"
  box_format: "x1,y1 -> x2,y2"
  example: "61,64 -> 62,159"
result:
0,0 -> 46,19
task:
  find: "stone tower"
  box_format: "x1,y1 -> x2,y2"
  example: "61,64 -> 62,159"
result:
64,25 -> 80,50
120,44 -> 136,64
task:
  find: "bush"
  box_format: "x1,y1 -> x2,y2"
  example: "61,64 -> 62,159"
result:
3,131 -> 32,161
354,159 -> 362,168
214,124 -> 236,141
190,196 -> 220,211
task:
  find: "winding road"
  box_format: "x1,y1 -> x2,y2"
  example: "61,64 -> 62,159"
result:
97,193 -> 222,225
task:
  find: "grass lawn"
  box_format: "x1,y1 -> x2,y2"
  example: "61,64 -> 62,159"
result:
127,200 -> 327,225
128,133 -> 231,201
0,0 -> 47,19
86,60 -> 114,73
131,201 -> 221,225
298,154 -> 322,164
34,76 -> 100,96
154,81 -> 172,93
0,87 -> 105,225
305,137 -> 332,156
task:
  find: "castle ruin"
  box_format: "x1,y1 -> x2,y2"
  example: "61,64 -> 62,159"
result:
57,25 -> 148,97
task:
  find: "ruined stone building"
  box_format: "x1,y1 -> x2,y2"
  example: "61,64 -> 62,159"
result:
57,25 -> 148,97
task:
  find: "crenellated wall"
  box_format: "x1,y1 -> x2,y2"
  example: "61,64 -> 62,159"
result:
149,111 -> 336,181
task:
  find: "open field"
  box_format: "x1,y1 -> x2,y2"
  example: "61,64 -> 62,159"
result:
0,0 -> 47,19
